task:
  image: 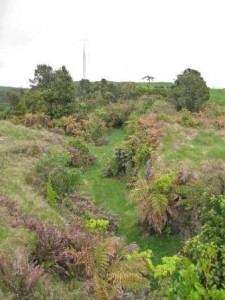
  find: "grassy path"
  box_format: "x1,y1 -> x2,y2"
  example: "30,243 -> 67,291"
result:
82,129 -> 181,263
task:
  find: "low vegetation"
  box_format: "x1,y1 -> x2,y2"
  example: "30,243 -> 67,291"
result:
1,65 -> 225,299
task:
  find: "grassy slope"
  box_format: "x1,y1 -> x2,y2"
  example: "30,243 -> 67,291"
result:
0,121 -> 69,254
0,121 -> 90,298
208,89 -> 225,106
158,123 -> 225,172
0,121 -> 180,266
82,129 -> 181,263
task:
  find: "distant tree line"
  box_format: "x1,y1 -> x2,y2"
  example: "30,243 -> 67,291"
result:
1,65 -> 210,119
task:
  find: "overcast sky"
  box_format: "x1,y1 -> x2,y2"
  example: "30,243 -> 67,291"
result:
0,0 -> 225,87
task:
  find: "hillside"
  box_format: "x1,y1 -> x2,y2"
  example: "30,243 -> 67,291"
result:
1,75 -> 225,299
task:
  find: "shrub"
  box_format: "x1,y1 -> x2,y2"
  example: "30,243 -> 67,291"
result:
49,166 -> 82,196
67,138 -> 96,168
85,218 -> 109,233
106,141 -> 134,177
179,108 -> 199,128
131,173 -> 178,234
184,194 -> 225,288
36,150 -> 82,198
0,254 -> 44,299
172,68 -> 209,112
101,102 -> 135,128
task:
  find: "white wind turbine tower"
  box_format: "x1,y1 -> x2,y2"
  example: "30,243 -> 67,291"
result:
82,40 -> 87,79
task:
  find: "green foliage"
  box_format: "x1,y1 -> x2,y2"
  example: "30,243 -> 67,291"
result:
110,140 -> 134,176
29,64 -> 54,89
68,138 -> 89,154
125,112 -> 139,135
0,104 -> 10,120
101,102 -> 135,128
180,108 -> 199,127
125,249 -> 154,271
172,68 -> 210,112
46,180 -> 58,208
165,259 -> 225,300
22,90 -> 48,113
131,173 -> 177,234
154,255 -> 182,279
133,143 -> 152,169
169,261 -> 206,300
67,137 -> 97,168
208,88 -> 225,106
152,173 -> 176,194
184,194 -> 225,288
151,255 -> 225,299
49,163 -> 82,196
76,79 -> 93,100
85,218 -> 109,233
21,64 -> 77,118
36,149 -> 82,197
105,134 -> 152,182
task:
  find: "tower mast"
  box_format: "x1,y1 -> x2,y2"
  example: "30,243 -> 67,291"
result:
83,42 -> 86,79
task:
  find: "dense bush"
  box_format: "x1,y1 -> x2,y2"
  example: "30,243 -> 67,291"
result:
104,113 -> 161,183
35,149 -> 82,199
172,68 -> 210,112
184,194 -> 225,288
67,137 -> 96,168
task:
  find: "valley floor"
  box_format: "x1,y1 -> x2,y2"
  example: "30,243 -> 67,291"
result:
82,128 -> 181,263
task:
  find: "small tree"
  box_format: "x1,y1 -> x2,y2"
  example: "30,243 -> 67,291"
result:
172,68 -> 209,112
29,64 -> 55,89
142,75 -> 155,83
142,75 -> 155,92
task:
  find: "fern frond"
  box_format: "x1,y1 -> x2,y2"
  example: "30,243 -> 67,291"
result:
105,237 -> 121,257
94,275 -> 109,300
150,193 -> 168,214
174,185 -> 191,197
94,244 -> 110,274
110,270 -> 141,284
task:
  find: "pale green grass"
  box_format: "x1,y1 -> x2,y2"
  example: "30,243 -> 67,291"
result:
0,121 -> 69,227
160,124 -> 225,170
208,89 -> 225,106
